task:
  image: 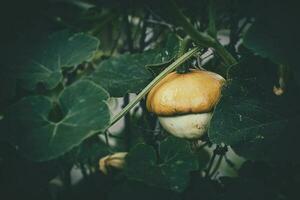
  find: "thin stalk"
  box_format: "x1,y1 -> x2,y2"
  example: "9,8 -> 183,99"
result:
104,130 -> 110,148
109,47 -> 200,127
205,149 -> 217,178
214,42 -> 237,65
123,94 -> 131,150
79,162 -> 88,178
167,0 -> 237,66
61,166 -> 71,191
124,14 -> 134,52
176,36 -> 193,73
89,12 -> 118,36
144,28 -> 165,47
124,13 -> 134,149
109,29 -> 122,56
208,154 -> 223,178
139,12 -> 150,52
208,0 -> 217,38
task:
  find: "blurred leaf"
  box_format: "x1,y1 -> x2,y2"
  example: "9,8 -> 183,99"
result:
0,143 -> 60,200
209,59 -> 300,161
124,136 -> 199,192
4,80 -> 110,161
77,138 -> 110,166
219,176 -> 278,200
67,171 -> 114,200
90,34 -> 179,97
243,1 -> 300,86
16,30 -> 99,90
237,160 -> 300,199
0,73 -> 16,110
183,174 -> 221,200
108,180 -> 180,200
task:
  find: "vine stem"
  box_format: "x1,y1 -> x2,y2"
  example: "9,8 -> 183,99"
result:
167,0 -> 237,66
176,36 -> 193,73
109,47 -> 201,127
208,154 -> 223,178
208,0 -> 217,38
205,148 -> 217,178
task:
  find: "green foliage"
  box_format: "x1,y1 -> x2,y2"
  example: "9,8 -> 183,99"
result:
3,80 -> 110,161
209,58 -> 300,161
0,0 -> 299,200
16,31 -> 99,90
90,35 -> 179,97
243,1 -> 300,86
76,138 -> 111,166
90,52 -> 153,97
125,137 -> 199,192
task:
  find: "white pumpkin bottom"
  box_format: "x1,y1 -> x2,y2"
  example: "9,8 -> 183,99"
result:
158,112 -> 213,139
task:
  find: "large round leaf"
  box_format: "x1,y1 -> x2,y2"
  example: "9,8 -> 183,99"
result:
16,31 -> 99,90
5,80 -> 110,161
124,136 -> 199,192
209,60 -> 300,161
90,34 -> 179,97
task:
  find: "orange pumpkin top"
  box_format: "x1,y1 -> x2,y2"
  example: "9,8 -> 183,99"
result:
146,69 -> 225,116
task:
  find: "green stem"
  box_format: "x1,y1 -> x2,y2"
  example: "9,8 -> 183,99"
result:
208,0 -> 217,38
205,148 -> 217,178
89,12 -> 118,36
109,47 -> 200,127
208,154 -> 223,178
214,42 -> 237,66
176,36 -> 193,73
167,0 -> 237,66
79,162 -> 88,178
139,12 -> 150,52
123,94 -> 131,150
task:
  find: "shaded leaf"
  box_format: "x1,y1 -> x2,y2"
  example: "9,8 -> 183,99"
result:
145,34 -> 180,75
0,73 -> 16,110
209,79 -> 288,144
124,136 -> 198,192
4,80 -> 110,161
243,1 -> 300,85
209,60 -> 300,161
183,175 -> 221,200
16,30 -> 99,90
76,138 -> 110,166
108,180 -> 180,200
90,52 -> 153,97
90,34 -> 179,97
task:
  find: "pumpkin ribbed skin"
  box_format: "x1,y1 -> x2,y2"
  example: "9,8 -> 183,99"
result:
146,69 -> 225,116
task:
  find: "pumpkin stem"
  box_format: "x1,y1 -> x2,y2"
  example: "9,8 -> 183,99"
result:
176,36 -> 192,74
177,65 -> 190,74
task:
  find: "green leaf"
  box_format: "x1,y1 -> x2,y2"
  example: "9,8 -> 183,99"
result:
90,34 -> 179,97
209,79 -> 288,144
124,136 -> 199,192
243,1 -> 300,85
16,30 -> 99,90
5,80 -> 110,161
90,52 -> 153,97
76,138 -> 110,166
209,60 -> 300,161
145,34 -> 180,75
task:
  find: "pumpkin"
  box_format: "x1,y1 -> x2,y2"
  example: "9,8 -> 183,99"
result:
146,69 -> 225,139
